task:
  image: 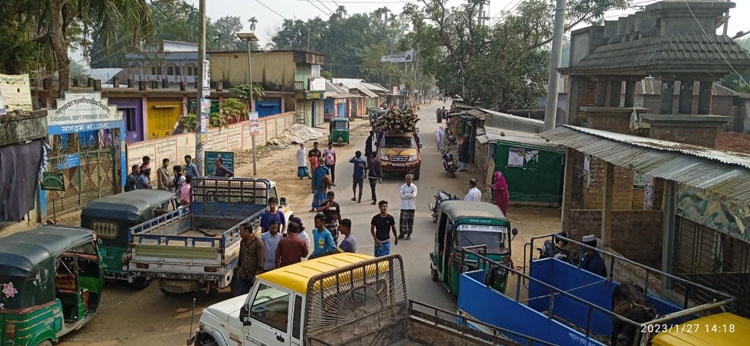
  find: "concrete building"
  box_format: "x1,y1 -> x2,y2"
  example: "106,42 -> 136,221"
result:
115,40 -> 202,87
209,50 -> 326,127
554,0 -> 750,317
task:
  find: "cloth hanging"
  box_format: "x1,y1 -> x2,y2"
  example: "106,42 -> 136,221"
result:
0,140 -> 43,222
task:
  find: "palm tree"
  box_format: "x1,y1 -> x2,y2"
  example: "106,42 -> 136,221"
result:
48,0 -> 154,97
248,17 -> 258,32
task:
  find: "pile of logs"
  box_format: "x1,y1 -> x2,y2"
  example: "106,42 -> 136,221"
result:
375,107 -> 419,133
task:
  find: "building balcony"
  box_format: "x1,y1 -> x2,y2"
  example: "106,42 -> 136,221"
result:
130,75 -> 196,84
294,81 -> 306,91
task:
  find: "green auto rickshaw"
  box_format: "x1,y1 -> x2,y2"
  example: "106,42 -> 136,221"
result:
0,226 -> 104,346
81,190 -> 177,288
329,118 -> 350,145
429,200 -> 518,296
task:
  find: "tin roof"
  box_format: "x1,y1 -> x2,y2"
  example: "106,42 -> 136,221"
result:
479,108 -> 545,134
479,126 -> 562,150
542,126 -> 750,203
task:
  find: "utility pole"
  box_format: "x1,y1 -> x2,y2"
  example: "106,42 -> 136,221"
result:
544,0 -> 567,131
238,32 -> 260,175
195,0 -> 206,174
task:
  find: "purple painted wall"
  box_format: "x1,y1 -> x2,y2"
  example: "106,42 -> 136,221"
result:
108,98 -> 144,143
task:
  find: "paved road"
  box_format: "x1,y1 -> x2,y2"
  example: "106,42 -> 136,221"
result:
60,101 -> 560,345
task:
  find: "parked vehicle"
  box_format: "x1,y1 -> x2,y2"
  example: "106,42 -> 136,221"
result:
456,234 -> 737,346
329,118 -> 350,145
127,177 -> 291,294
428,189 -> 458,223
430,200 -> 517,296
377,132 -> 422,179
0,226 -> 104,346
441,150 -> 458,177
189,253 -> 547,346
81,190 -> 178,288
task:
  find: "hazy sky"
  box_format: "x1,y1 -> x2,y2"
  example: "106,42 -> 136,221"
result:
186,0 -> 750,47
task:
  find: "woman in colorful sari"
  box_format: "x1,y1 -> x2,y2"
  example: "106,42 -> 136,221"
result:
491,170 -> 510,215
311,165 -> 331,211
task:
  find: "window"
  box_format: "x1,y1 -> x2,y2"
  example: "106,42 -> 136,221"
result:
175,67 -> 181,76
382,135 -> 415,148
292,295 -> 302,339
187,67 -> 192,76
455,224 -> 508,254
151,67 -> 156,75
167,67 -> 174,75
121,108 -> 137,132
250,283 -> 290,332
91,221 -> 118,239
157,66 -> 162,75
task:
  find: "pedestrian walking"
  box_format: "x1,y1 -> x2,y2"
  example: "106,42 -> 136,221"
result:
370,200 -> 398,257
137,166 -> 152,189
323,142 -> 337,186
398,174 -> 417,239
311,165 -> 331,211
349,151 -> 367,203
235,222 -> 264,295
310,213 -> 337,258
179,176 -> 192,206
260,220 -> 282,271
458,137 -> 470,171
125,165 -> 140,192
157,158 -> 171,191
289,215 -> 311,254
315,191 -> 341,243
260,197 -> 287,234
464,178 -> 482,201
367,153 -> 382,205
296,143 -> 310,179
213,157 -> 234,177
365,131 -> 376,158
275,222 -> 308,268
338,218 -> 356,253
491,170 -> 510,215
435,126 -> 445,151
184,155 -> 200,179
308,141 -> 322,173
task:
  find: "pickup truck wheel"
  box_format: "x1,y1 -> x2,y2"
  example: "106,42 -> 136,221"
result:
430,267 -> 438,281
196,333 -> 218,346
131,277 -> 150,290
413,167 -> 421,180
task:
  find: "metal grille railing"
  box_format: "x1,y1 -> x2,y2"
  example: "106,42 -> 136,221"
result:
304,255 -> 408,338
191,177 -> 269,205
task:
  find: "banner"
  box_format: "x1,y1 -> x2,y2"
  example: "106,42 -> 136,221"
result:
381,49 -> 414,63
0,74 -> 32,112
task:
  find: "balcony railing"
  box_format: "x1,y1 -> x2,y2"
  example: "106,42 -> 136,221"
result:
129,75 -> 196,83
294,81 -> 306,91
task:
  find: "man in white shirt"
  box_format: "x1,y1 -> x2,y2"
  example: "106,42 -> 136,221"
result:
398,174 -> 418,240
465,178 -> 482,202
296,143 -> 310,179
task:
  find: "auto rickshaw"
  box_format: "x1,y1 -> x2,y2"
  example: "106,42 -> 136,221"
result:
0,226 -> 104,346
81,190 -> 177,288
429,200 -> 517,296
329,117 -> 350,144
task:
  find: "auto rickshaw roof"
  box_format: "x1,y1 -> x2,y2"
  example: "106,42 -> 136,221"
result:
82,190 -> 175,221
331,118 -> 349,123
439,200 -> 507,221
0,226 -> 94,277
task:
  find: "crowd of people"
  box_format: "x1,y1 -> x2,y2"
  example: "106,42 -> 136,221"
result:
124,155 -> 201,205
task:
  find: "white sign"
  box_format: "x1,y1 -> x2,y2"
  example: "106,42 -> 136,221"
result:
249,111 -> 259,135
0,94 -> 6,115
381,49 -> 414,63
0,73 -> 32,112
202,59 -> 210,97
508,147 -> 525,168
48,92 -> 120,126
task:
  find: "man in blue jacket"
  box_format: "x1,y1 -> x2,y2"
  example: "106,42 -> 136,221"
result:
581,235 -> 607,277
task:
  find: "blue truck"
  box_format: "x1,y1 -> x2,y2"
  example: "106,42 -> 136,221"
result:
127,177 -> 292,294
456,234 -> 735,346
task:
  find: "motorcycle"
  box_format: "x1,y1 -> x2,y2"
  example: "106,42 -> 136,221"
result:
442,150 -> 458,177
428,189 -> 459,223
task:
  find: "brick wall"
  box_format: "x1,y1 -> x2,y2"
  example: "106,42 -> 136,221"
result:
649,125 -> 719,148
583,157 -> 635,210
571,77 -> 597,125
583,111 -> 633,134
632,188 -> 645,210
642,95 -> 733,119
715,131 -> 750,154
566,209 -> 663,267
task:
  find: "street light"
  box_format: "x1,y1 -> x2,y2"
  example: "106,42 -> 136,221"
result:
237,32 -> 259,175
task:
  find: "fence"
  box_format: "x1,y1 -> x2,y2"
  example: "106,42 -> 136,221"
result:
125,111 -> 295,169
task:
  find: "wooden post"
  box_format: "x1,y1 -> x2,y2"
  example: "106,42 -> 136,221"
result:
561,148 -> 577,231
601,162 -> 614,248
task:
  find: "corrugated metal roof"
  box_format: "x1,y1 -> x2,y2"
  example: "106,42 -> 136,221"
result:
542,126 -> 750,203
479,108 -> 545,134
483,126 -> 562,150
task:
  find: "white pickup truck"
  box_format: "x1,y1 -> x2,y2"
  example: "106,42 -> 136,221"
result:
127,177 -> 292,294
188,253 -> 544,346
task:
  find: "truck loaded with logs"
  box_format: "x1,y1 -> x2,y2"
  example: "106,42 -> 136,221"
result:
374,106 -> 422,180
